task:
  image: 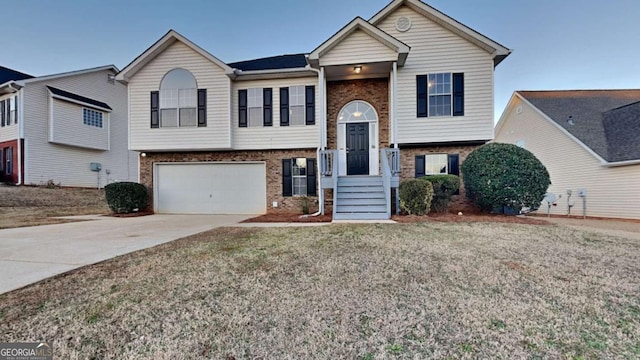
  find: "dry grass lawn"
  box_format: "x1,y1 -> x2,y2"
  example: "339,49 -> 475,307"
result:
1,222 -> 639,359
0,185 -> 109,229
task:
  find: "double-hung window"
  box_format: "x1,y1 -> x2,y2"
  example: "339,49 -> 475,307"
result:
279,85 -> 315,126
238,88 -> 272,127
4,147 -> 12,175
415,153 -> 460,193
417,73 -> 464,117
282,158 -> 317,197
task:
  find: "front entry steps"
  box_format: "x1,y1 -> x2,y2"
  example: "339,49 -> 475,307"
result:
333,175 -> 389,220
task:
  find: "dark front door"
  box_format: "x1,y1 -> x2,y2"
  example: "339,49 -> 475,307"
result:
346,122 -> 369,175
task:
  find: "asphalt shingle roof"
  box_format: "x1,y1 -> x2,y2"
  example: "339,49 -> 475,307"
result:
47,86 -> 112,110
228,54 -> 308,71
519,90 -> 640,162
0,65 -> 34,84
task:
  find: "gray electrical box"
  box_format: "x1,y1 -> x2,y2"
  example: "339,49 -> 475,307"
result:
90,162 -> 102,172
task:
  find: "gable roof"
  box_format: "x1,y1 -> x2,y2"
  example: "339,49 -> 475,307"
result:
308,17 -> 410,67
369,0 -> 511,66
228,54 -> 308,71
115,30 -> 233,83
47,86 -> 112,111
19,65 -> 118,85
0,65 -> 33,84
517,90 -> 640,164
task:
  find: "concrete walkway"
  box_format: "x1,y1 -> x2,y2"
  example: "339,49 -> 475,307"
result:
0,214 -> 252,294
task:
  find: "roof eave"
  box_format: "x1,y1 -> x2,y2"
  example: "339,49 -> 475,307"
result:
603,159 -> 640,167
233,67 -> 318,81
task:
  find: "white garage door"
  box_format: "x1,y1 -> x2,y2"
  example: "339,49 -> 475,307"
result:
155,162 -> 266,214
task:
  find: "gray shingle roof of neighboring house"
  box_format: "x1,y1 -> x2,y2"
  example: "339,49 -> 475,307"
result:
228,54 -> 308,71
0,65 -> 34,84
46,86 -> 112,110
519,90 -> 640,163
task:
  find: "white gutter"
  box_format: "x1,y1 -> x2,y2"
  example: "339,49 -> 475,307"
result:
16,89 -> 24,185
391,62 -> 398,148
233,67 -> 313,76
603,159 -> 640,167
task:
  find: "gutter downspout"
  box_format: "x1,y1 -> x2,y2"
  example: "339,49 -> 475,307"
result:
307,65 -> 325,216
16,89 -> 23,185
392,62 -> 399,214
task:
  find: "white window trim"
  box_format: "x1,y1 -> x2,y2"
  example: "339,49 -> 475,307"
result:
424,153 -> 448,175
427,72 -> 453,118
159,69 -> 198,128
289,85 -> 306,126
246,88 -> 264,127
291,158 -> 308,197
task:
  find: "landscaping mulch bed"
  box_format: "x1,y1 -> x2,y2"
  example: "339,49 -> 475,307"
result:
393,213 -> 551,225
241,213 -> 333,223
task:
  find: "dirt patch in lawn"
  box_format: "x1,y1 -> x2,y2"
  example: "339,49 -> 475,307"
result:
0,185 -> 109,229
1,222 -> 638,359
242,213 -> 333,223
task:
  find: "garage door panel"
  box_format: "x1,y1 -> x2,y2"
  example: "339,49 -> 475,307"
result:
156,163 -> 266,214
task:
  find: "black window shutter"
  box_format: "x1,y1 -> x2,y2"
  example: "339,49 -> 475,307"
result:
1,100 -> 5,127
150,91 -> 159,128
447,154 -> 460,176
263,88 -> 273,126
417,75 -> 428,118
305,85 -> 315,125
415,155 -> 425,178
282,159 -> 293,196
6,99 -> 10,124
453,73 -> 464,116
280,87 -> 289,126
14,96 -> 18,124
197,89 -> 207,127
238,89 -> 247,127
306,158 -> 316,196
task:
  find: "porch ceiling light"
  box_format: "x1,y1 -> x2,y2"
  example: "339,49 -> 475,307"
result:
353,66 -> 362,74
353,111 -> 363,117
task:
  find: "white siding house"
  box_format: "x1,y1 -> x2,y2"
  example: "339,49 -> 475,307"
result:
116,0 -> 510,218
495,90 -> 640,220
0,65 -> 136,187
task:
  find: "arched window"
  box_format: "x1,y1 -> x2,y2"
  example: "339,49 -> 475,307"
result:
160,68 -> 197,127
338,100 -> 377,122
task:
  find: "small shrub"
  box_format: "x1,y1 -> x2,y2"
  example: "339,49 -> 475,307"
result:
419,174 -> 460,213
299,196 -> 311,215
462,143 -> 550,213
104,182 -> 148,214
399,179 -> 434,215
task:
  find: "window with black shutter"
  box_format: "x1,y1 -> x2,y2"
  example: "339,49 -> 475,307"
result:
238,89 -> 247,127
416,75 -> 427,118
150,91 -> 159,128
283,158 -> 317,197
452,73 -> 464,116
263,88 -> 272,126
197,89 -> 207,127
305,86 -> 315,125
280,87 -> 289,126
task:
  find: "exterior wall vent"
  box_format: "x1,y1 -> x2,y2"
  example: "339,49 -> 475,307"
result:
516,106 -> 523,115
395,16 -> 412,32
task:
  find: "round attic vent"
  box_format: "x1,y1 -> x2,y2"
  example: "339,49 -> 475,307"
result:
395,16 -> 412,32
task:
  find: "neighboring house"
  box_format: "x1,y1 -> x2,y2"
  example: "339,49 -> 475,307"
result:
0,65 -> 137,187
116,0 -> 510,219
495,90 -> 640,220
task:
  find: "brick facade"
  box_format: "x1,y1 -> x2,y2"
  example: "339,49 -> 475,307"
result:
139,149 -> 319,214
326,78 -> 389,150
0,139 -> 21,184
398,144 -> 482,212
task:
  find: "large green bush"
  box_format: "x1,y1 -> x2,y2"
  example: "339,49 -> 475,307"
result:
104,182 -> 149,214
399,179 -> 434,215
419,174 -> 460,213
461,143 -> 550,213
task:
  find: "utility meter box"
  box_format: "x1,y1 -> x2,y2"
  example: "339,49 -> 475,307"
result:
90,162 -> 102,172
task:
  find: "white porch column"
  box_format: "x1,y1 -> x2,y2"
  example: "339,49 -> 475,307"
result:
391,61 -> 398,148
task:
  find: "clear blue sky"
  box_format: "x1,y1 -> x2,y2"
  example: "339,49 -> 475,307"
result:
2,0 -> 639,122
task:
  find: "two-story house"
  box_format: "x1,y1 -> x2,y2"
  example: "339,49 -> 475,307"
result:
0,65 -> 137,187
116,0 -> 510,219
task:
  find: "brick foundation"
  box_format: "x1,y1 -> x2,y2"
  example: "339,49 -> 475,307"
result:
398,144 -> 482,212
139,149 -> 319,214
0,139 -> 21,184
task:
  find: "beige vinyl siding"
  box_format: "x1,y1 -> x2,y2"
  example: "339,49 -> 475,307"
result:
495,97 -> 640,220
49,99 -> 109,151
320,30 -> 398,67
232,77 -> 319,150
378,6 -> 494,144
0,94 -> 18,143
128,41 -> 231,151
22,69 -> 136,187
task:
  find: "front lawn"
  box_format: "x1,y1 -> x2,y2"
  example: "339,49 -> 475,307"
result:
0,185 -> 108,229
1,222 -> 639,359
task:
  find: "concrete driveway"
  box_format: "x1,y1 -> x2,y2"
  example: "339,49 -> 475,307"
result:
0,214 -> 252,294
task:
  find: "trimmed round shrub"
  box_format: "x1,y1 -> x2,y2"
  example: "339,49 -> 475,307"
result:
461,143 -> 550,213
419,174 -> 460,213
105,182 -> 148,214
399,179 -> 434,215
